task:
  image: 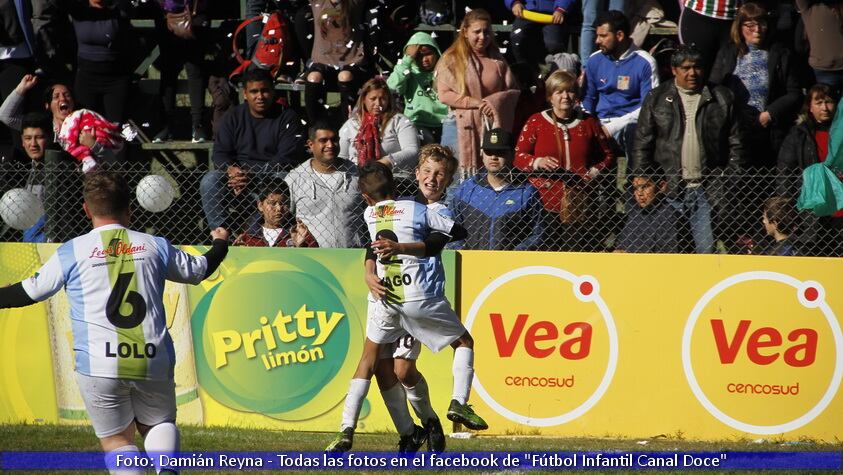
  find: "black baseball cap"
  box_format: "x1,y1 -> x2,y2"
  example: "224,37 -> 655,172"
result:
481,128 -> 514,153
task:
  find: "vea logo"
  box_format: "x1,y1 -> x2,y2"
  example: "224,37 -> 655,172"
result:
465,266 -> 617,426
682,272 -> 842,434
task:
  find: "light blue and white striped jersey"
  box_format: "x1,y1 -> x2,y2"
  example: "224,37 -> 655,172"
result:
22,224 -> 208,380
365,199 -> 454,303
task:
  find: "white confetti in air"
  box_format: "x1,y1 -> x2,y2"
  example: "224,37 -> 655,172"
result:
321,14 -> 328,20
268,30 -> 275,35
371,18 -> 378,26
324,104 -> 330,109
286,61 -> 295,66
503,20 -> 508,25
514,28 -> 522,34
346,40 -> 354,48
403,69 -> 410,75
141,122 -> 150,128
262,14 -> 269,24
286,123 -> 290,128
227,33 -> 232,38
370,8 -> 379,13
295,134 -> 302,138
503,40 -> 509,45
499,48 -> 507,54
307,34 -> 313,39
430,32 -> 437,38
465,7 -> 472,13
300,119 -> 307,125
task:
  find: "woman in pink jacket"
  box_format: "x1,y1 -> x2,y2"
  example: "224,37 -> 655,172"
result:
435,8 -> 520,182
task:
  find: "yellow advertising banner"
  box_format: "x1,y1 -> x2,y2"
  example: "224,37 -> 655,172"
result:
0,244 -> 455,434
457,251 -> 843,441
2,243 -> 841,441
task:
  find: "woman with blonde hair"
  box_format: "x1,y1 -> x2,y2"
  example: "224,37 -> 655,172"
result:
515,70 -> 615,251
339,77 -> 419,192
435,8 -> 520,180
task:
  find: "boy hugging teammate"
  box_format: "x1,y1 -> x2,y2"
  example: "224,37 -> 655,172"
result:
326,159 -> 488,453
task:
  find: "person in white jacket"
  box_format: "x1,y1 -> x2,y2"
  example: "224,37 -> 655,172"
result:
338,78 -> 420,195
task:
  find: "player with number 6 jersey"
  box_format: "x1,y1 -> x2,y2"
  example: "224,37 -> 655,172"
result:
0,172 -> 230,475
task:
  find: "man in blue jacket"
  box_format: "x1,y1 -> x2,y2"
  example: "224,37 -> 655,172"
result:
507,0 -> 572,64
583,10 -> 658,158
452,128 -> 543,250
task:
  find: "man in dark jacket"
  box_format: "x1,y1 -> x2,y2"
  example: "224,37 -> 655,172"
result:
631,45 -> 745,254
200,68 -> 305,231
452,128 -> 543,250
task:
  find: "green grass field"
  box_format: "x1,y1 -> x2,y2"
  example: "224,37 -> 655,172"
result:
1,424 -> 840,474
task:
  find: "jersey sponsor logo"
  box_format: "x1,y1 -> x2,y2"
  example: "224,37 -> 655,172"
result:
88,240 -> 148,259
682,272 -> 841,434
369,204 -> 405,219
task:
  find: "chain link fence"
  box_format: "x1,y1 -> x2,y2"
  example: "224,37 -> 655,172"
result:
1,154 -> 841,257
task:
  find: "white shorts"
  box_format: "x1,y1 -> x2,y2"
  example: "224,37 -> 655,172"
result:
367,297 -> 465,353
76,372 -> 176,438
379,333 -> 421,360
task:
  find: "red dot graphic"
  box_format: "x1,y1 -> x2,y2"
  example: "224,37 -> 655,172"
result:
580,281 -> 593,296
804,287 -> 819,302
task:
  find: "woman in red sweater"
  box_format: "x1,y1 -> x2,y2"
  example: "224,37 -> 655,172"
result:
515,70 -> 614,251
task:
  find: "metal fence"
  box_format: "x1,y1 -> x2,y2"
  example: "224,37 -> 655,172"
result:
1,155 -> 840,257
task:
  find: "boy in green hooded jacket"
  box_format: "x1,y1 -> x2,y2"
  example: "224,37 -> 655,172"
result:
387,32 -> 449,145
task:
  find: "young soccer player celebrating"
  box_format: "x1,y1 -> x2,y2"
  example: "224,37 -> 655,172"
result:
0,172 -> 230,475
326,162 -> 487,453
369,144 -> 459,452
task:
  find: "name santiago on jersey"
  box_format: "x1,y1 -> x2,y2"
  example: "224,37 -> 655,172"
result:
365,199 -> 453,303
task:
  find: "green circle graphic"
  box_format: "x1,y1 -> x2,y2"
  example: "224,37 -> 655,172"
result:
193,267 -> 355,418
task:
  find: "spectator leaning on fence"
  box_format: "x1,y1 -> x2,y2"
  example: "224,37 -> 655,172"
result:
582,10 -> 658,159
201,68 -> 305,231
14,114 -> 50,243
631,44 -> 745,254
285,119 -> 365,248
615,165 -> 681,253
506,0 -> 572,65
339,78 -> 419,195
777,83 -> 840,198
514,70 -> 615,251
435,8 -> 520,179
709,2 -> 802,168
452,128 -> 543,251
386,32 -> 449,146
233,179 -> 318,247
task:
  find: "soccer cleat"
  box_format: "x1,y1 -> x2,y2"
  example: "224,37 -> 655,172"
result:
325,427 -> 354,453
447,399 -> 488,431
397,424 -> 428,454
425,417 -> 446,452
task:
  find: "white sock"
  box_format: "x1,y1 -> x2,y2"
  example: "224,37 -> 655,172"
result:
380,383 -> 415,436
452,347 -> 474,405
104,444 -> 143,475
404,375 -> 438,422
144,422 -> 180,474
340,378 -> 371,431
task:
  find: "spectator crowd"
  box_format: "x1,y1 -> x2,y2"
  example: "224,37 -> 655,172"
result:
1,0 -> 842,256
